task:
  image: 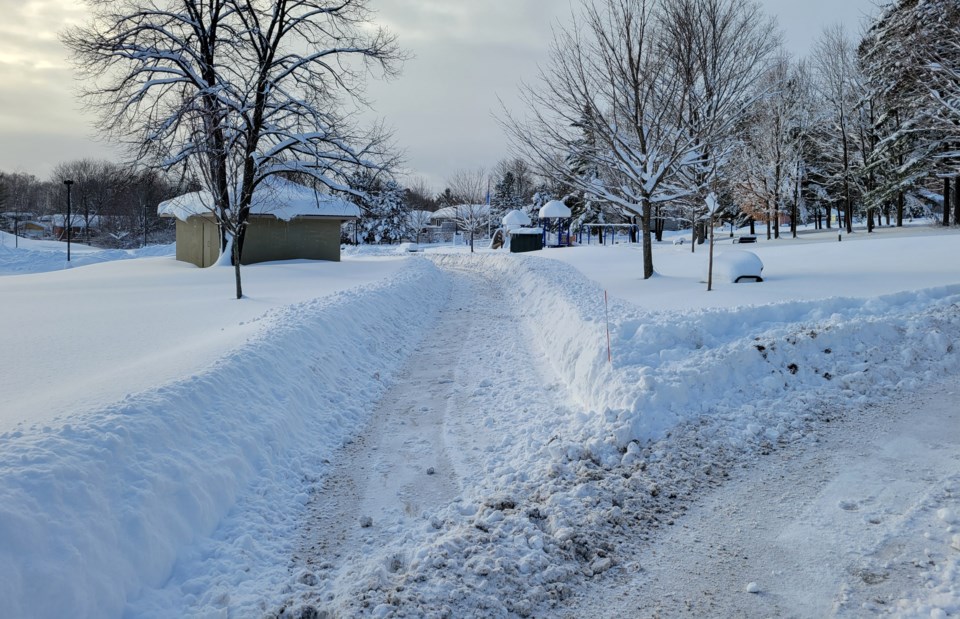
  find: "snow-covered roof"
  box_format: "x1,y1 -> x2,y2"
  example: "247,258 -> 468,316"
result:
538,200 -> 571,219
431,204 -> 491,220
502,210 -> 532,227
406,210 -> 435,224
52,214 -> 101,228
157,177 -> 360,222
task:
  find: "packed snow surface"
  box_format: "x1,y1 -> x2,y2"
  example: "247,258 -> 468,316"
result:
0,223 -> 958,617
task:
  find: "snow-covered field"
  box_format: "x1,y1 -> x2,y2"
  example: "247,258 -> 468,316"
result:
0,223 -> 958,618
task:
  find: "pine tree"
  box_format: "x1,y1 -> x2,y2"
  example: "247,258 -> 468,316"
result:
349,173 -> 408,244
491,171 -> 523,226
859,0 -> 958,226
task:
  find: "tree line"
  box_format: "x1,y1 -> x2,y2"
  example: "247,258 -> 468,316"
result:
7,0 -> 954,292
0,161 -> 184,247
502,0 -> 960,278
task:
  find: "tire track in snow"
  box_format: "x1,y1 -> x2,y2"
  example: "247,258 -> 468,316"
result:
286,264 -> 575,616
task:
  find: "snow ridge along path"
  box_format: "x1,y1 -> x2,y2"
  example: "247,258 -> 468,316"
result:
0,258 -> 450,619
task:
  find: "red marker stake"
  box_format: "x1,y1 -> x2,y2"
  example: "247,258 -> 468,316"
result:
604,290 -> 612,364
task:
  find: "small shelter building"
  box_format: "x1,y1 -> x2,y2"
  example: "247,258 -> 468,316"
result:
158,177 -> 360,268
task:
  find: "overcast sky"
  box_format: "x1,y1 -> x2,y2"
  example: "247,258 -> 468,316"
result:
0,0 -> 878,190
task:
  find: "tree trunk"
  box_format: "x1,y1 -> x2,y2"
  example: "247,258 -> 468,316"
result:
954,178 -> 960,225
896,192 -> 904,227
230,236 -> 243,299
944,178 -> 951,227
773,166 -> 781,239
641,198 -> 654,279
707,214 -> 715,292
690,206 -> 696,252
791,171 -> 800,238
749,218 -> 755,235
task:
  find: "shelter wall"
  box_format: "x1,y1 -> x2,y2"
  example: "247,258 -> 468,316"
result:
176,217 -> 220,268
241,217 -> 342,265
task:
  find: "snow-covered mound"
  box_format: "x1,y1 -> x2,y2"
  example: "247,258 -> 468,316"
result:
0,258 -> 449,618
709,249 -> 763,283
435,252 -> 960,461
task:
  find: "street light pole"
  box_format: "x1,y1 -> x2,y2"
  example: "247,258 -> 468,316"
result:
63,179 -> 74,262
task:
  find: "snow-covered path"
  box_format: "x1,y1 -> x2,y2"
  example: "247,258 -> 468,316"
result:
283,264 -> 578,616
561,378 -> 960,618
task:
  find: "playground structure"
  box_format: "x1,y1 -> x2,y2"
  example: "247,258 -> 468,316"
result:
577,223 -> 641,246
538,200 -> 573,247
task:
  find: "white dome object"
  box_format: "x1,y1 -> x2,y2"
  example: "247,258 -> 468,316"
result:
502,209 -> 532,227
538,200 -> 571,219
709,250 -> 764,283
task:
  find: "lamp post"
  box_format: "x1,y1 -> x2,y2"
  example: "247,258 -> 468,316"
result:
63,180 -> 74,261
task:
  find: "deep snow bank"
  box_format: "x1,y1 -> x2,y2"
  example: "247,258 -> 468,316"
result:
435,253 -> 960,463
0,257 -> 448,618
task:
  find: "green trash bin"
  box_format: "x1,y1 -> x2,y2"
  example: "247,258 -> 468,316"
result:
509,229 -> 543,253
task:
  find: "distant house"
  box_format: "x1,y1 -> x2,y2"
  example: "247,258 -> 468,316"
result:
429,204 -> 492,242
158,177 -> 360,268
51,214 -> 98,240
20,221 -> 47,239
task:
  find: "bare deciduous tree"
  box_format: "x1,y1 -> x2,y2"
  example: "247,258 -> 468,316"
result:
445,168 -> 489,252
734,56 -> 807,239
445,168 -> 488,205
659,0 -> 778,250
64,0 -> 404,298
813,25 -> 859,235
503,0 -> 700,279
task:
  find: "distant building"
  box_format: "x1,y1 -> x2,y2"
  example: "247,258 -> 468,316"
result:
158,178 -> 360,268
51,214 -> 98,241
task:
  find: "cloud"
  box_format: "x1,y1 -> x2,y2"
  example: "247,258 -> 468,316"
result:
0,0 -> 106,175
0,0 -> 880,184
363,1 -> 566,189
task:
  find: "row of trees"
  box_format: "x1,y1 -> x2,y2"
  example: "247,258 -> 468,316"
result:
502,0 -> 960,279
32,0 -> 957,292
0,162 -> 183,247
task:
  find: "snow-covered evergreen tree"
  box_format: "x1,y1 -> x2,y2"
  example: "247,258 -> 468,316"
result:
350,172 -> 409,244
491,171 -> 523,226
859,0 -> 958,226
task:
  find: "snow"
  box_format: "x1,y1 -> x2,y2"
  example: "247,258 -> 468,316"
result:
538,199 -> 572,218
709,249 -> 764,282
0,221 -> 958,617
157,176 -> 360,221
501,209 -> 531,228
